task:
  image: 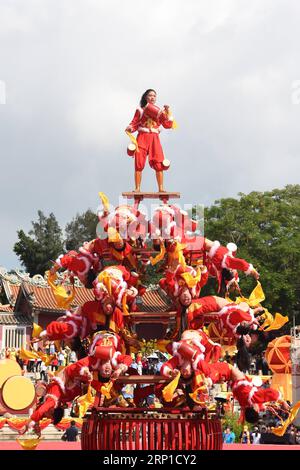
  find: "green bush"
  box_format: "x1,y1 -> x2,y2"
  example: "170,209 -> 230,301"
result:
222,412 -> 253,443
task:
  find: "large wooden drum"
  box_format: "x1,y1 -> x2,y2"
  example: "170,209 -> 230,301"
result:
81,408 -> 223,450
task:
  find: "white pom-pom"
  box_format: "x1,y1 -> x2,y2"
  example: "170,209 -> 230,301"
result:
227,242 -> 237,253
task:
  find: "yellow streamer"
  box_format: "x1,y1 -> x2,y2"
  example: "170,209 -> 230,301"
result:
264,313 -> 289,332
150,241 -> 166,266
162,372 -> 180,402
259,309 -> 274,330
32,322 -> 43,339
98,192 -> 110,213
235,281 -> 265,307
271,401 -> 300,436
167,242 -> 187,270
97,271 -> 112,296
180,267 -> 201,288
122,293 -> 129,316
47,270 -> 75,310
100,381 -> 114,399
77,385 -> 94,418
125,131 -> 139,152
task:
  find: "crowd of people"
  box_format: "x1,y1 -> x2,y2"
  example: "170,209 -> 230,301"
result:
223,424 -> 300,445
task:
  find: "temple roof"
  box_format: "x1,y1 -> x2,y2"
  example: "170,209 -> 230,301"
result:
0,314 -> 32,326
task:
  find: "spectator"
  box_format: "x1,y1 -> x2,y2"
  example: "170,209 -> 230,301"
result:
240,425 -> 251,444
49,342 -> 56,355
251,426 -> 261,444
40,361 -> 48,382
62,420 -> 79,442
50,354 -> 59,372
142,357 -> 149,375
69,350 -> 77,364
295,429 -> 300,445
288,426 -> 297,445
58,351 -> 65,367
223,427 -> 235,443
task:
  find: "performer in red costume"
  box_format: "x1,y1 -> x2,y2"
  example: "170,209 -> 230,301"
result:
54,248 -> 100,287
36,295 -> 125,343
194,361 -> 290,423
23,332 -> 132,435
125,89 -> 175,192
160,347 -> 289,422
166,329 -> 222,366
134,329 -> 220,408
92,265 -> 140,313
186,295 -> 262,335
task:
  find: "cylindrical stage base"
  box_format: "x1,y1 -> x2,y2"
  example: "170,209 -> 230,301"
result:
81,408 -> 223,450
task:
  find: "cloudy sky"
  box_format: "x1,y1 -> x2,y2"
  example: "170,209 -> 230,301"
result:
0,0 -> 299,270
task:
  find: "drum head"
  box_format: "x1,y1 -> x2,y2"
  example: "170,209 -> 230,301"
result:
162,159 -> 170,169
127,143 -> 136,151
2,375 -> 36,411
0,359 -> 22,387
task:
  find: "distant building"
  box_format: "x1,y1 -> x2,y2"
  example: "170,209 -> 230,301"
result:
0,269 -> 94,349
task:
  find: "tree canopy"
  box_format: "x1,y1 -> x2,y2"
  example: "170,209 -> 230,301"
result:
65,209 -> 98,251
14,211 -> 64,276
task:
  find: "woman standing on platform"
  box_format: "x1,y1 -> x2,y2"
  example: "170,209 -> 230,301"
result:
125,89 -> 175,193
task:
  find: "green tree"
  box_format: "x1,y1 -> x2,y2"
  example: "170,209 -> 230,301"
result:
200,185 -> 300,321
65,209 -> 98,250
14,211 -> 64,276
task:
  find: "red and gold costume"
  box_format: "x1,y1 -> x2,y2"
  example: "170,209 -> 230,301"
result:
207,241 -> 255,277
197,361 -> 281,411
93,265 -> 139,312
30,332 -> 132,423
128,106 -> 174,172
165,330 -> 222,366
40,301 -> 125,341
55,248 -> 99,285
187,296 -> 258,339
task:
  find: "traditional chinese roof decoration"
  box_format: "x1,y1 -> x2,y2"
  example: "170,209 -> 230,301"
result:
0,268 -> 94,313
0,314 -> 32,326
0,304 -> 14,313
137,287 -> 173,313
19,281 -> 94,312
0,269 -> 84,288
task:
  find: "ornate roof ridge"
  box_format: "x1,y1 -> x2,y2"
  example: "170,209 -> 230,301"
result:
0,268 -> 84,288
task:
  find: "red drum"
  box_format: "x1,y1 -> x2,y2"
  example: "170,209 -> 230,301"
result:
177,342 -> 197,361
127,143 -> 136,156
93,345 -> 113,361
162,159 -> 170,169
143,103 -> 162,120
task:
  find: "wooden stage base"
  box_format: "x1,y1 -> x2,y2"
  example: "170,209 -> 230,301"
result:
122,192 -> 180,200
